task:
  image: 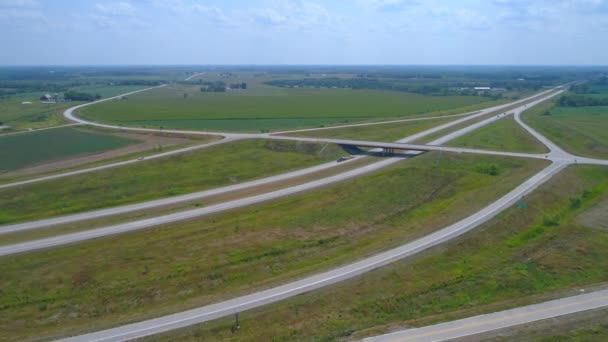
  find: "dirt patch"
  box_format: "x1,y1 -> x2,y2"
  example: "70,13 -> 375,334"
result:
0,130 -> 198,178
577,198 -> 608,231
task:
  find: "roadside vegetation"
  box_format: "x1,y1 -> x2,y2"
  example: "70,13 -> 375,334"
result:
145,165 -> 608,342
0,127 -> 139,172
282,116 -> 456,142
0,153 -> 547,341
0,139 -> 346,224
523,81 -> 608,159
448,116 -> 548,153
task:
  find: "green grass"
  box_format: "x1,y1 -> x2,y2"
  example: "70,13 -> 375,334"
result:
283,117 -> 456,142
79,85 -> 501,132
144,165 -> 608,342
0,139 -> 345,224
0,127 -> 138,172
0,153 -> 546,341
0,94 -> 81,131
448,116 -> 549,153
523,102 -> 608,159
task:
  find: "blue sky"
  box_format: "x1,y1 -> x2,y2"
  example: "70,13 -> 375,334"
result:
1,0 -> 607,65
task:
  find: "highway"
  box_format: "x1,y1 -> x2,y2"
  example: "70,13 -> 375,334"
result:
0,155 -> 366,235
5,82 -> 605,341
0,86 -> 566,247
60,161 -> 567,342
363,289 -> 608,342
0,86 -> 564,234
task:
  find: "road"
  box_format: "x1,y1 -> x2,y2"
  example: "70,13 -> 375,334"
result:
5,83 -> 601,341
0,86 -> 566,246
0,86 -> 563,234
0,154 -> 364,235
59,161 -> 567,342
363,289 -> 608,342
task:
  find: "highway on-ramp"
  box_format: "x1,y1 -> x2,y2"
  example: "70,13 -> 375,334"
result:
363,289 -> 608,342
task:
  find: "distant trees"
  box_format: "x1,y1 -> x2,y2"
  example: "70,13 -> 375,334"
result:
557,94 -> 608,107
229,82 -> 247,90
64,91 -> 101,101
200,81 -> 226,92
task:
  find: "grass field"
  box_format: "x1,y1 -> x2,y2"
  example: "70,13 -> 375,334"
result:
0,94 -> 80,131
283,116 -> 456,142
78,85 -> 502,132
145,165 -> 608,342
0,153 -> 547,341
447,116 -> 549,153
523,102 -> 608,159
0,139 -> 345,224
0,127 -> 138,172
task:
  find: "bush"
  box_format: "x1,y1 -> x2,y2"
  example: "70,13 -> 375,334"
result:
542,214 -> 560,227
475,163 -> 500,176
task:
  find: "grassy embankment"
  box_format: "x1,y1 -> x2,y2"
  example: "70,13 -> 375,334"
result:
146,165 -> 608,342
447,116 -> 549,153
79,85 -> 504,133
282,116 -> 456,142
0,139 -> 346,224
523,101 -> 608,159
0,153 -> 547,341
0,127 -> 138,172
0,95 -> 80,131
414,89 -> 559,144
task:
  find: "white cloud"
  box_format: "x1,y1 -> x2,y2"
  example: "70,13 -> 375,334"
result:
95,2 -> 136,16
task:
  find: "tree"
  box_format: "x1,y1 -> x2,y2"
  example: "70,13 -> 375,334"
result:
183,93 -> 189,99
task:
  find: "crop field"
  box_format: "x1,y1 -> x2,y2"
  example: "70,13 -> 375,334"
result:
78,84 -> 502,132
0,127 -> 138,172
524,102 -> 608,159
146,165 -> 608,342
0,139 -> 346,224
448,116 -> 549,153
0,153 -> 547,341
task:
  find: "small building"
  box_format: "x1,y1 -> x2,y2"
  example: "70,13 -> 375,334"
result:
40,94 -> 53,102
474,87 -> 491,91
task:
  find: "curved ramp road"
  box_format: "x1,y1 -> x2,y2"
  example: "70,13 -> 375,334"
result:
0,157 -> 405,256
0,86 -> 558,234
59,161 -> 567,342
363,289 -> 608,342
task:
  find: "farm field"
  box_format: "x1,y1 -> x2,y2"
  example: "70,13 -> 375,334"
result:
447,116 -> 549,153
78,85 -> 503,132
145,165 -> 608,342
0,127 -> 138,172
0,139 -> 346,224
523,102 -> 608,159
0,153 -> 547,341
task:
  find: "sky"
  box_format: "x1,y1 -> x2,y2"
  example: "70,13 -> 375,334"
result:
1,0 -> 607,65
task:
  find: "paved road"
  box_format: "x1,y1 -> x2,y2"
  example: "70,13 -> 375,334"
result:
184,72 -> 205,81
0,155 -> 365,235
2,86 -> 566,240
0,87 -> 560,234
0,157 -> 407,256
59,161 -> 567,342
363,289 -> 608,342
4,83 -> 590,341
